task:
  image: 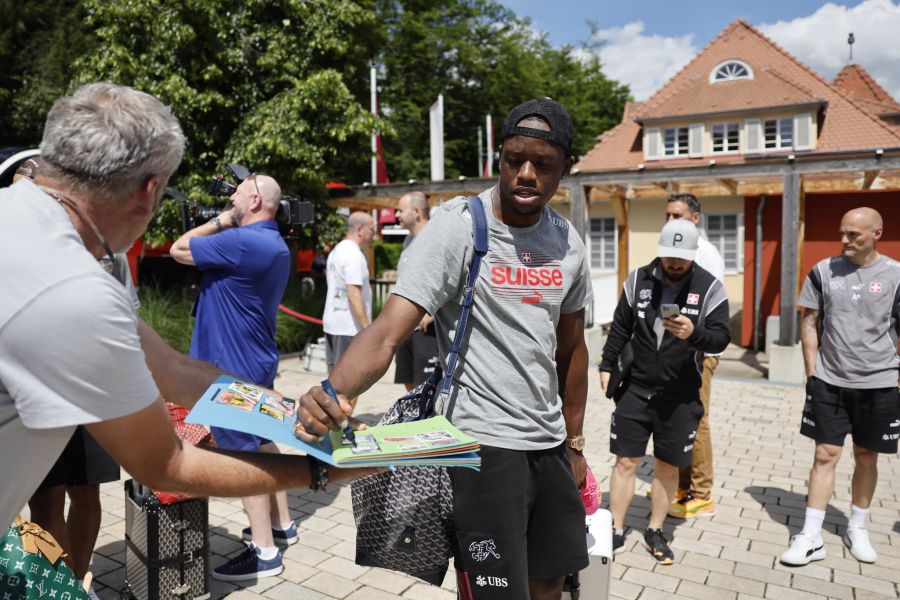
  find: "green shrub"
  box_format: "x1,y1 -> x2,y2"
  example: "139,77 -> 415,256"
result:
372,241 -> 404,274
138,285 -> 196,354
138,275 -> 327,356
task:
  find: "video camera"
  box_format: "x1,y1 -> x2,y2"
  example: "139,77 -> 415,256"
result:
178,163 -> 314,236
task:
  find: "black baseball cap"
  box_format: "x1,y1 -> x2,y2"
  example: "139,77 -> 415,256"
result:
499,98 -> 574,156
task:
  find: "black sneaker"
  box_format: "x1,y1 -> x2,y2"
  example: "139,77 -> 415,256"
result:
643,528 -> 674,565
612,528 -> 626,555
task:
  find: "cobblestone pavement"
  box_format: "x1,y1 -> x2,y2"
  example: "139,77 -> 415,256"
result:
39,353 -> 899,599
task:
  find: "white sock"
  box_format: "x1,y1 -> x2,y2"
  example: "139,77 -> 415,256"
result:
801,507 -> 826,541
848,505 -> 869,530
614,528 -> 624,536
276,520 -> 295,531
256,545 -> 279,560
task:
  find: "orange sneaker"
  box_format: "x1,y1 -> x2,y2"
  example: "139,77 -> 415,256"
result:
646,488 -> 688,501
668,493 -> 717,519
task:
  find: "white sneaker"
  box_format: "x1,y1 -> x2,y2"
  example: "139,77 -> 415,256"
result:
844,527 -> 877,563
780,533 -> 826,566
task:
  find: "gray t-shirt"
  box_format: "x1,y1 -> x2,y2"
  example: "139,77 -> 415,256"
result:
798,254 -> 900,388
392,188 -> 592,450
0,179 -> 159,526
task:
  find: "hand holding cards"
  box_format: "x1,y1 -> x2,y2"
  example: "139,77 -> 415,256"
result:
187,376 -> 481,469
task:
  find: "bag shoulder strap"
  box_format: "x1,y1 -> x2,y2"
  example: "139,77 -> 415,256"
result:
440,195 -> 488,398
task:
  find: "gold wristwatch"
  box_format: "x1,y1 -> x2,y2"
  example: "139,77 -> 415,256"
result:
566,435 -> 585,453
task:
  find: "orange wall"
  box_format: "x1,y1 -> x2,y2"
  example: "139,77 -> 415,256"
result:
741,190 -> 900,347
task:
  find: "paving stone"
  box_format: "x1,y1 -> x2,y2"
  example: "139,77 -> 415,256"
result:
733,562 -> 790,586
400,582 -> 455,599
832,569 -> 898,596
301,571 -> 361,598
316,556 -> 371,581
676,579 -> 737,600
790,574 -> 854,600
361,569 -> 417,595
621,567 -> 679,592
344,587 -> 403,600
764,583 -> 829,600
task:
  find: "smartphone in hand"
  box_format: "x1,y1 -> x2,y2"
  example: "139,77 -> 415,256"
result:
660,303 -> 680,319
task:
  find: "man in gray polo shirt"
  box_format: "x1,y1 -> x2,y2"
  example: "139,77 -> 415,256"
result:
780,207 -> 900,566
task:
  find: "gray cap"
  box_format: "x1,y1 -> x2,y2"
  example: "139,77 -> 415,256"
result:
658,220 -> 699,261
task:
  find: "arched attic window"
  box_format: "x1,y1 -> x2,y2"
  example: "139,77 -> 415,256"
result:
709,60 -> 753,83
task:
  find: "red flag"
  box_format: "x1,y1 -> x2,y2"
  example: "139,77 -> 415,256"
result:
375,129 -> 390,184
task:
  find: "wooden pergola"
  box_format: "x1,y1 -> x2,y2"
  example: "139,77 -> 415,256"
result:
333,149 -> 900,344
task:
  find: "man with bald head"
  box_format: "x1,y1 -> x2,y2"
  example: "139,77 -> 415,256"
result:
323,211 -> 374,380
393,192 -> 439,390
172,173 -> 295,580
781,207 -> 900,567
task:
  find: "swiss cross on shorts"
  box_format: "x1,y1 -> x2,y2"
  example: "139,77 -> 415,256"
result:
521,252 -> 532,264
687,293 -> 700,305
869,281 -> 883,293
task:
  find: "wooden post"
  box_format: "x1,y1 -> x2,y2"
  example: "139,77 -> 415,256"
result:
569,184 -> 587,242
610,192 -> 629,292
779,172 -> 800,346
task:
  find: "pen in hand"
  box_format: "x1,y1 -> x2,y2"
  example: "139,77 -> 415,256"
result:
321,379 -> 357,447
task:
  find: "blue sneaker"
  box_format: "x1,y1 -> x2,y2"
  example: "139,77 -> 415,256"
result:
241,522 -> 299,546
212,545 -> 283,581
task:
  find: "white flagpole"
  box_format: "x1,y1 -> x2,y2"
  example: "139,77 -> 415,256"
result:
429,94 -> 444,181
477,125 -> 483,177
370,66 -> 377,184
485,114 -> 493,177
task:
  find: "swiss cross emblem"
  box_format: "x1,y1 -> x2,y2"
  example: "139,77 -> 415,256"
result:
521,252 -> 531,264
687,293 -> 700,305
869,282 -> 882,293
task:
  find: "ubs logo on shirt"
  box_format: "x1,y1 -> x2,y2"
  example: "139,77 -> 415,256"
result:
869,281 -> 882,293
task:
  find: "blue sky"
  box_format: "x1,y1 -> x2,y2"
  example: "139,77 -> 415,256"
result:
500,0 -> 900,100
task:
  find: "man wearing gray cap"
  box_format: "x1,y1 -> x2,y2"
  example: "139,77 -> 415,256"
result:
295,98 -> 592,599
600,219 -> 730,564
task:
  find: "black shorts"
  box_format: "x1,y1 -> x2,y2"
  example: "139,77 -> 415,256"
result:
610,385 -> 704,468
450,443 -> 588,599
801,376 -> 900,453
325,333 -> 354,368
38,426 -> 119,489
394,329 -> 439,386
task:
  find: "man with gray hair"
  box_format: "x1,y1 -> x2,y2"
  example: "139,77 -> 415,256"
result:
172,173 -> 294,579
0,83 -> 371,536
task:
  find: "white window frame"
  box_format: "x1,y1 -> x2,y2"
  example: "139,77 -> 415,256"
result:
588,217 -> 617,272
704,213 -> 744,274
663,126 -> 690,157
763,117 -> 794,150
711,122 -> 740,154
709,60 -> 754,83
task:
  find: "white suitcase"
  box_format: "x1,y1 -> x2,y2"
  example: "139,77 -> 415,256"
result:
563,509 -> 612,600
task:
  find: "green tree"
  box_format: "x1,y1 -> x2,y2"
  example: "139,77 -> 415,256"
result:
72,0 -> 385,246
375,0 -> 630,182
0,0 -> 96,146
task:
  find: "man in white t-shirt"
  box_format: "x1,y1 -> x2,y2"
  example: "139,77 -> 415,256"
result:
662,193 -> 726,519
0,83 -> 372,533
323,211 -> 374,380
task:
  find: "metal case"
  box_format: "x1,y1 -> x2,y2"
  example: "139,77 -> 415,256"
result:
123,480 -> 210,600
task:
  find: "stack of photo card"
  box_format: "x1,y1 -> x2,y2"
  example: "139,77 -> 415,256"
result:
186,376 -> 481,470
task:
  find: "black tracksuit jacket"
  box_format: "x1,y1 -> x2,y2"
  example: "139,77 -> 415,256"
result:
600,259 -> 731,394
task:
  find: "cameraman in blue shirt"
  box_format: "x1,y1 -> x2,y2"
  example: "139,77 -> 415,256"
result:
172,173 -> 294,581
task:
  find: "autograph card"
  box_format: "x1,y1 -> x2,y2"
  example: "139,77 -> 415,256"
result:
216,391 -> 254,412
228,382 -> 264,403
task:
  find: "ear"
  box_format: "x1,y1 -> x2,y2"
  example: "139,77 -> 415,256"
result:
139,176 -> 162,215
873,225 -> 884,241
561,155 -> 576,178
691,213 -> 701,225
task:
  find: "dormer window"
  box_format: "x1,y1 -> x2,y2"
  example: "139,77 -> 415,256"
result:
710,60 -> 753,83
